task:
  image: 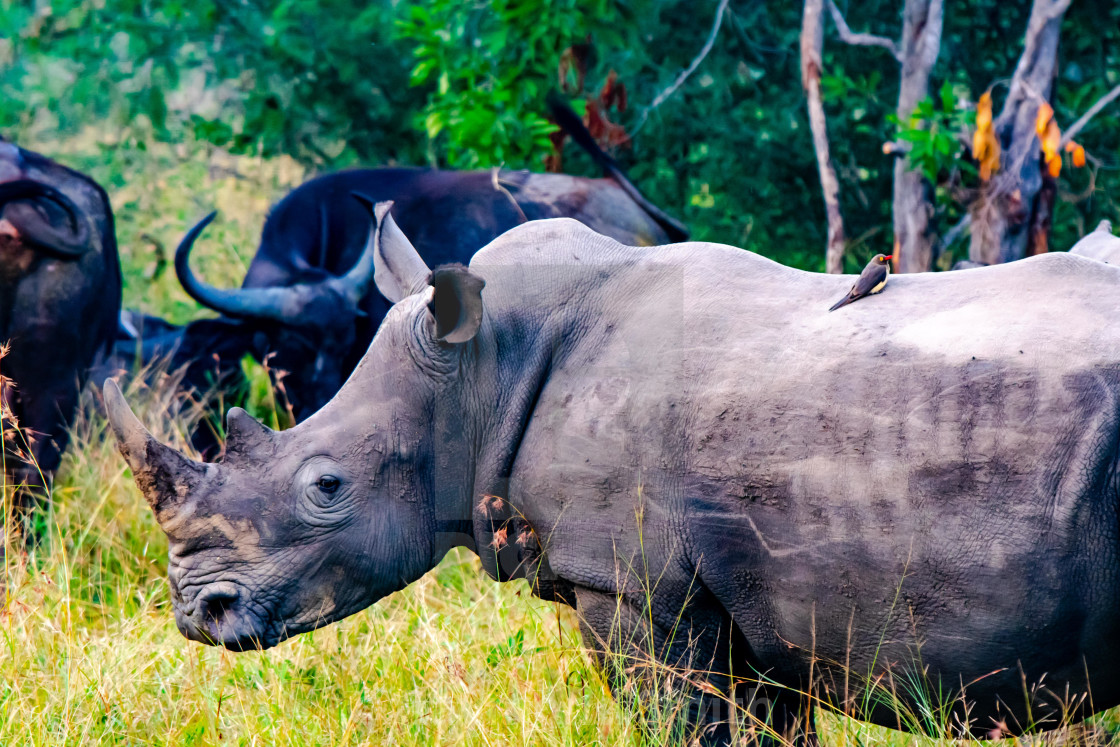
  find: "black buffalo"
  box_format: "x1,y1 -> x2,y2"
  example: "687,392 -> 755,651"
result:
0,137 -> 121,526
173,100 -> 687,421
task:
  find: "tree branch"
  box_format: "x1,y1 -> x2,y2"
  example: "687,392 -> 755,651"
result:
892,0 -> 943,274
825,0 -> 902,62
1060,82 -> 1120,148
996,0 -> 1071,130
802,0 -> 847,274
631,0 -> 730,137
938,213 -> 971,252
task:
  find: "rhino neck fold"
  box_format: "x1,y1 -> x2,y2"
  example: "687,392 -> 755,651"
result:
463,311 -> 575,589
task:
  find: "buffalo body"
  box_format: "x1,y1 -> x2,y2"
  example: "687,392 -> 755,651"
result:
172,101 -> 687,421
0,138 -> 121,521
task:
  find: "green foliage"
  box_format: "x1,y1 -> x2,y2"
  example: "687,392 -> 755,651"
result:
2,5 -> 1120,742
2,0 -> 1119,271
396,0 -> 624,169
891,82 -> 975,185
0,0 -> 424,167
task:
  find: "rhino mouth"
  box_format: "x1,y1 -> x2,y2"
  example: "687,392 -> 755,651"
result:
174,582 -> 286,652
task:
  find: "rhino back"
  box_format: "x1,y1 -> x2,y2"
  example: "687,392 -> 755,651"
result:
1069,227 -> 1120,265
473,222 -> 1120,721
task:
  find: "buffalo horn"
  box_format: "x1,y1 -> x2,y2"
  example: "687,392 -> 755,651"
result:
175,212 -> 316,321
175,210 -> 378,322
0,179 -> 92,258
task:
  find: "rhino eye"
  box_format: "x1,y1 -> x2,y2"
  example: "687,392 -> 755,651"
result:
316,476 -> 341,494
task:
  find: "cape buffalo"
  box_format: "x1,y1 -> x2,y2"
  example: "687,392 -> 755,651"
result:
172,99 -> 687,422
0,138 -> 121,527
105,206 -> 1120,744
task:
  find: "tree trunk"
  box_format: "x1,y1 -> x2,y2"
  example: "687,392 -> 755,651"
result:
892,0 -> 943,274
802,0 -> 846,274
969,0 -> 1070,265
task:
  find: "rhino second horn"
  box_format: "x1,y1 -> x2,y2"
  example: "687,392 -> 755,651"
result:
225,406 -> 276,455
103,379 -> 205,514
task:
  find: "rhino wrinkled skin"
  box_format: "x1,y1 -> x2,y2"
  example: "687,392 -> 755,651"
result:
108,209 -> 1120,744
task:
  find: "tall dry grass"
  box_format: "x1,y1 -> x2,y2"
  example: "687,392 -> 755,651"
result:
5,371 -> 1118,745
1,369 -> 647,745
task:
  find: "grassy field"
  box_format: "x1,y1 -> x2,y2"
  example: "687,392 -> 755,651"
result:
0,134 -> 652,746
2,134 -> 1118,746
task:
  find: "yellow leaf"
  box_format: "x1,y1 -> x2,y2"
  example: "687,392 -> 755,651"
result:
972,90 -> 1000,181
1035,102 -> 1054,138
1041,119 -> 1062,178
1047,154 -> 1062,178
1073,144 -> 1086,168
976,91 -> 993,131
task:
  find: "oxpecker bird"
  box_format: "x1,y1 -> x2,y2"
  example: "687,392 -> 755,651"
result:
829,254 -> 892,312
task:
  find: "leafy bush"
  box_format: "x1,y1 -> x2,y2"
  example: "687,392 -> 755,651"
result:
0,0 -> 424,167
892,82 -> 975,185
397,0 -> 627,169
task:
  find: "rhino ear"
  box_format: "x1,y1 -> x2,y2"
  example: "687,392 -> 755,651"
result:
352,195 -> 431,303
428,265 -> 485,344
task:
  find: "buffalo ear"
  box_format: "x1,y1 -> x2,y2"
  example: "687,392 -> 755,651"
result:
352,196 -> 431,303
428,265 -> 485,344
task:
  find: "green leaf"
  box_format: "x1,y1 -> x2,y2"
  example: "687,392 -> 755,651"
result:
410,59 -> 436,85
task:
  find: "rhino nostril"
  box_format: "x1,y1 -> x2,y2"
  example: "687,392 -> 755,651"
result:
197,587 -> 239,630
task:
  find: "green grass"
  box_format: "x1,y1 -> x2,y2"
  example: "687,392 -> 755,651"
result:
1,134 -> 645,745
3,133 -> 1120,746
3,373 -> 641,746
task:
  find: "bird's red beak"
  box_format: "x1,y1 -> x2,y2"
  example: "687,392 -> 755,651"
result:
884,255 -> 893,262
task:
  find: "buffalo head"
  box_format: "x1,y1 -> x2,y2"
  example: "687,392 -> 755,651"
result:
173,199 -> 383,419
106,201 -> 486,649
0,138 -> 121,532
0,141 -> 99,262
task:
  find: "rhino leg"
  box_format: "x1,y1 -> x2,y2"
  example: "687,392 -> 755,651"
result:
573,586 -> 813,746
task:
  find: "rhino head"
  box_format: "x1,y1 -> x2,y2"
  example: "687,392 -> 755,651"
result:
105,201 -> 487,650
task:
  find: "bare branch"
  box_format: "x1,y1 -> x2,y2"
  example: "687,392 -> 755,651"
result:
631,0 -> 730,137
1060,83 -> 1120,148
802,0 -> 847,273
996,0 -> 1071,130
971,0 -> 1071,265
939,214 -> 972,252
892,0 -> 943,274
825,0 -> 902,62
491,167 -> 528,224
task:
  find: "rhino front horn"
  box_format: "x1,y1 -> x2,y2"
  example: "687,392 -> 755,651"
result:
103,379 -> 206,516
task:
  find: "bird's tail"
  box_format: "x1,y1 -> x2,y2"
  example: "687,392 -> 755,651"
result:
829,295 -> 853,312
